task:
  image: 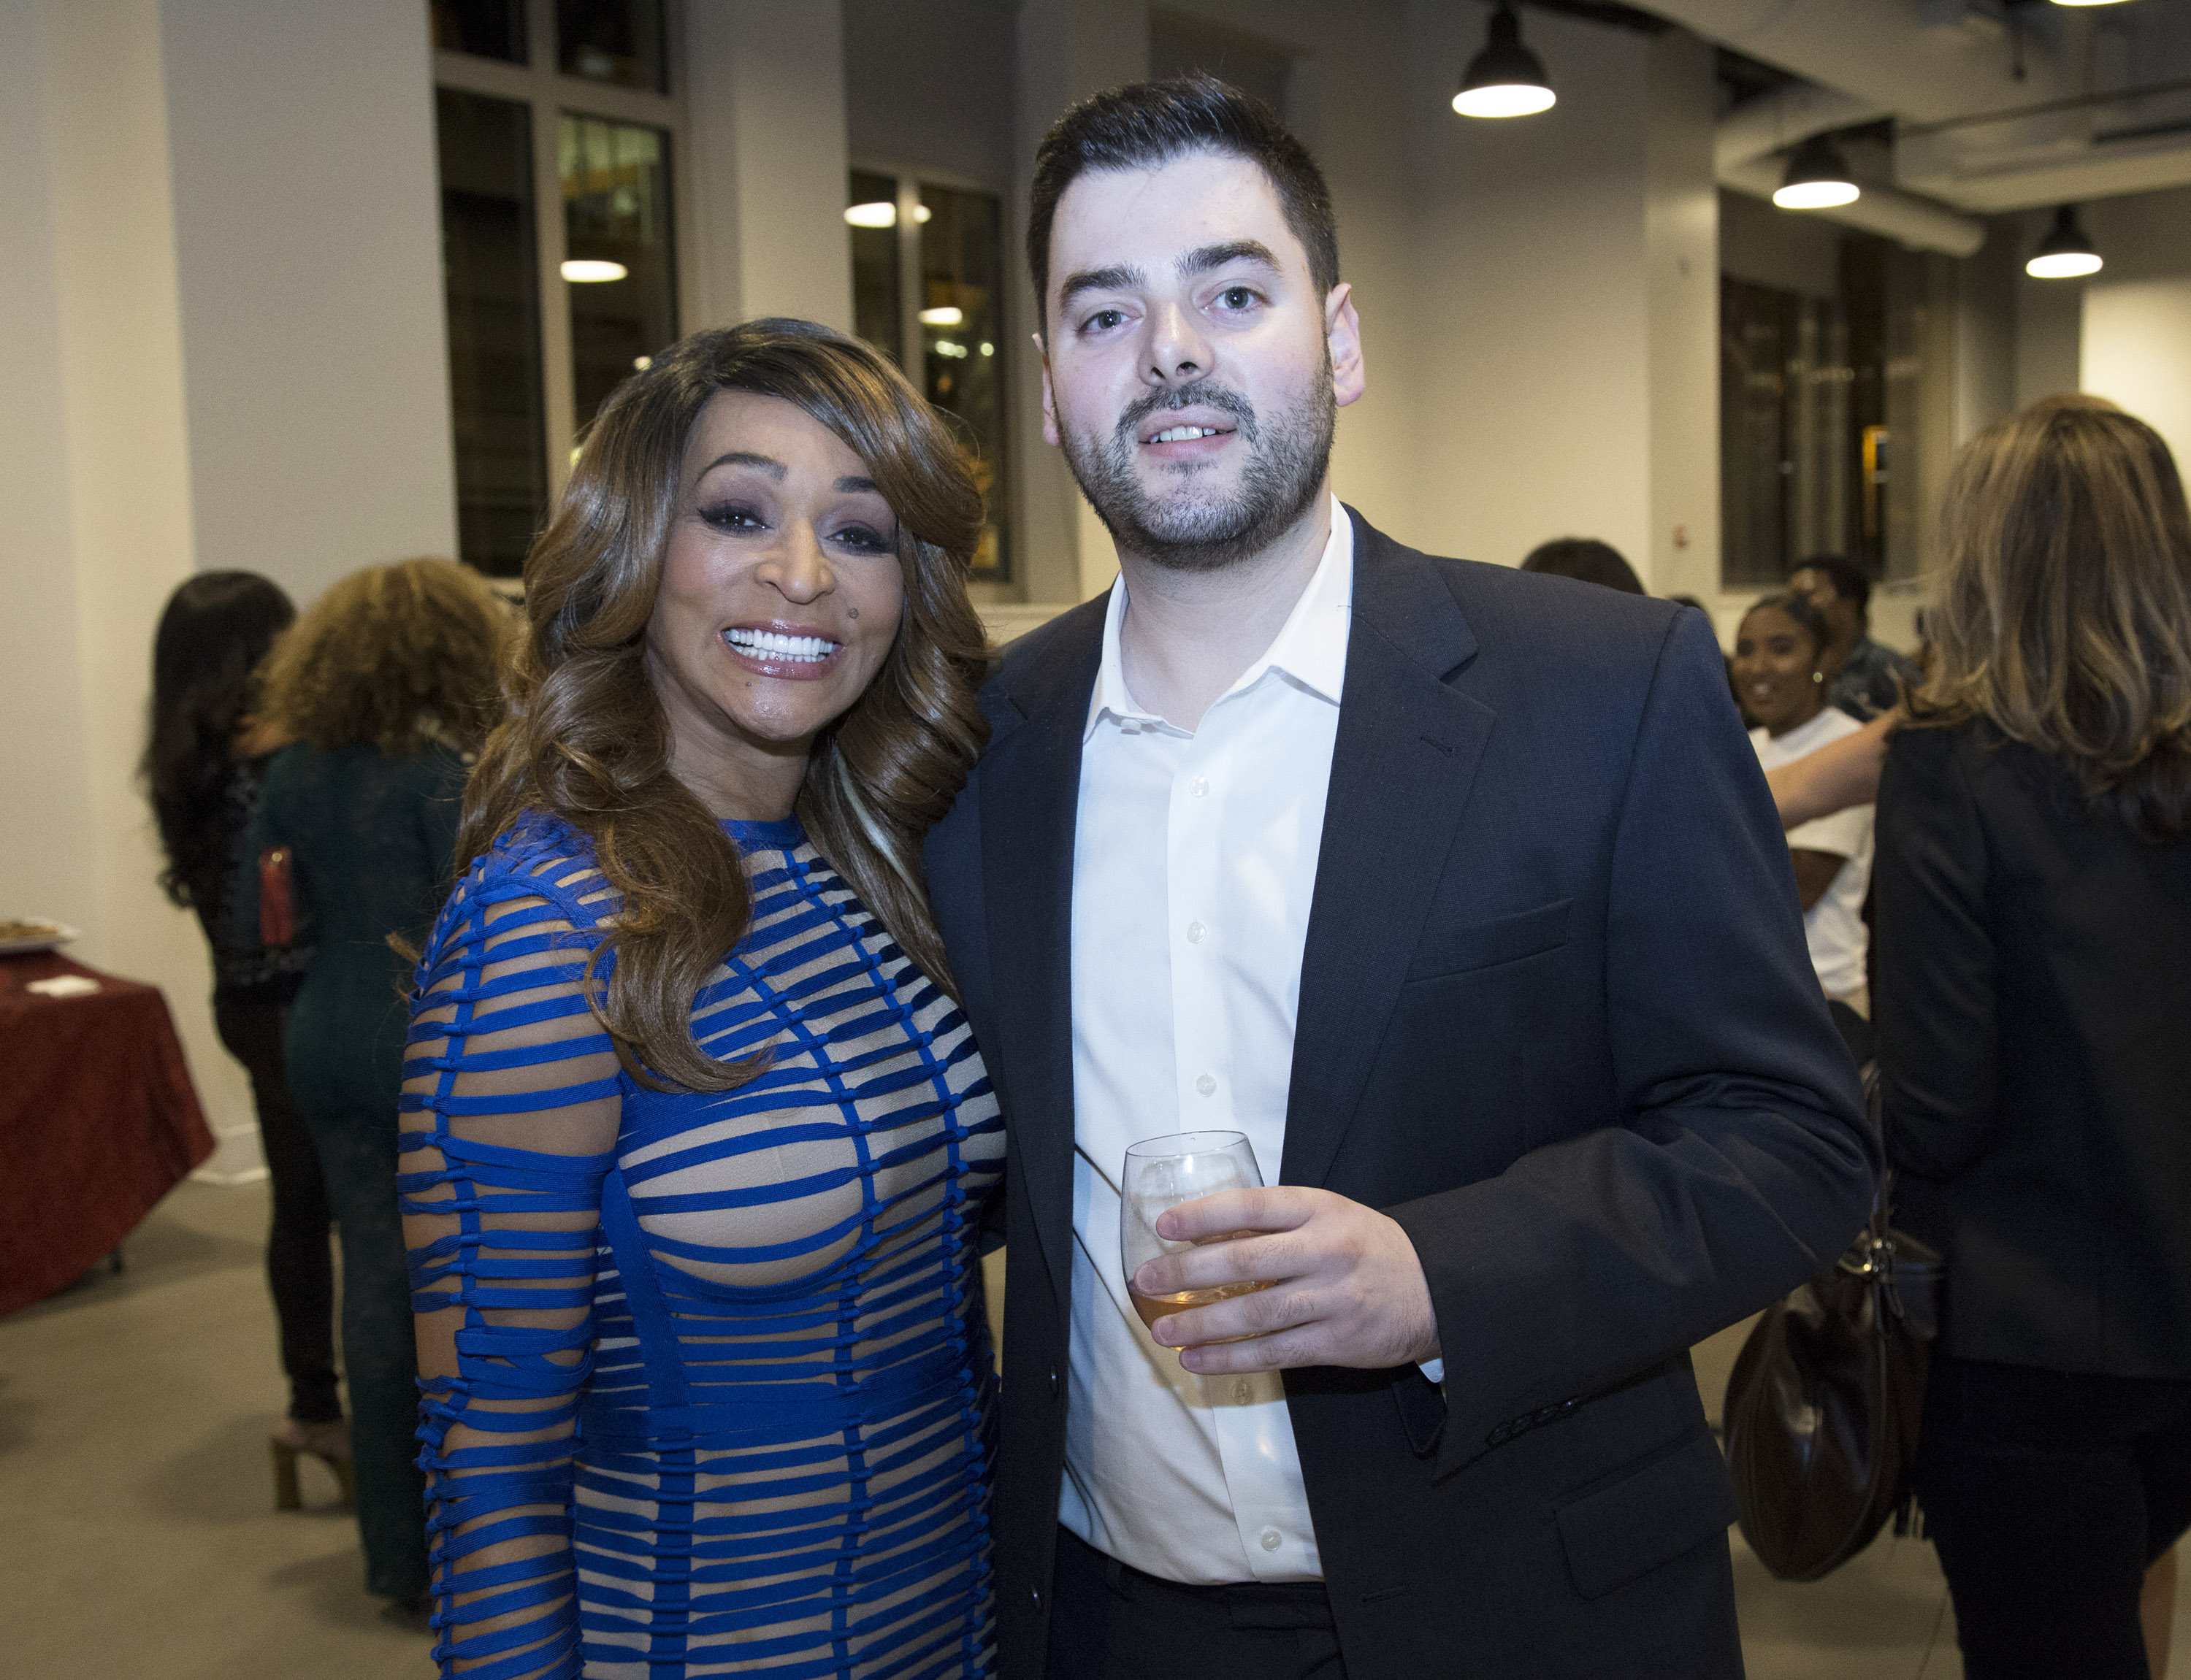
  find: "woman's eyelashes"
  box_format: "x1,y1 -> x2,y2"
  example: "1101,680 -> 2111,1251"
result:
695,502 -> 895,553
698,499 -> 767,534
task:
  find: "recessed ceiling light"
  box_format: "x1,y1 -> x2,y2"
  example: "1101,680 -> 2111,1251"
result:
919,306 -> 965,327
561,259 -> 627,283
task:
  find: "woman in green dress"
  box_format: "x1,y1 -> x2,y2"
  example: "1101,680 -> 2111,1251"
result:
241,558 -> 510,1608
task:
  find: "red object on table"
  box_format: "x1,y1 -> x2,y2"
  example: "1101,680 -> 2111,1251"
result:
0,951 -> 215,1316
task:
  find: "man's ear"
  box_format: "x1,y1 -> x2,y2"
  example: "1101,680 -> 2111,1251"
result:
1326,283 -> 1366,410
1036,332 -> 1060,447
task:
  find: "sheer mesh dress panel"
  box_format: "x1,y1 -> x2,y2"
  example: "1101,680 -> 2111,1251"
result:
402,814 -> 1002,1679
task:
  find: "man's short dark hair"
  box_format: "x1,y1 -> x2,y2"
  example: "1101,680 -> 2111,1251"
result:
1792,553 -> 1872,614
1521,537 -> 1645,596
1026,74 -> 1339,322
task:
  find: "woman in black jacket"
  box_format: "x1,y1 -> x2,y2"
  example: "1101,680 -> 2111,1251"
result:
142,573 -> 343,1503
1876,394 -> 2191,1679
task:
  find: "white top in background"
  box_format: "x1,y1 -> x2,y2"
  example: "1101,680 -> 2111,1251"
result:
1752,705 -> 1873,998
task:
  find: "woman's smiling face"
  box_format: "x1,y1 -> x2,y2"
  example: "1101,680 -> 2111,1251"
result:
644,389 -> 906,815
1732,603 -> 1826,737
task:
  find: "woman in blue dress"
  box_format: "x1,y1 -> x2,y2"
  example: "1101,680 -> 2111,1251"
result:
401,320 -> 1002,1679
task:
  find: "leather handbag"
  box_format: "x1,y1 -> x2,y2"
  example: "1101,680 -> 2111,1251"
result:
257,844 -> 298,948
1721,1074 -> 1943,1581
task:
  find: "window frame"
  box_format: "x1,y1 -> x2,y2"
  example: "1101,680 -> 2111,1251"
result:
849,153 -> 1017,593
435,0 -> 692,510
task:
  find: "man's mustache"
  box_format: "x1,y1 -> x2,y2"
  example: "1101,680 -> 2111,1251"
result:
1112,385 -> 1259,445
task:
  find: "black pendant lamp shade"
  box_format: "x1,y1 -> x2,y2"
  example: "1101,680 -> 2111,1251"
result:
1773,134 -> 1860,210
1453,3 -> 1556,119
2027,204 -> 2102,278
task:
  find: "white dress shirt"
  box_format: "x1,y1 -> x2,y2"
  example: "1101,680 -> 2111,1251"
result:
1750,707 -> 1874,998
1060,496 -> 1353,1584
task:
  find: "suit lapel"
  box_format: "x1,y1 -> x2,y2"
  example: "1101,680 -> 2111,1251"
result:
979,603 -> 1106,1312
1280,513 -> 1496,1189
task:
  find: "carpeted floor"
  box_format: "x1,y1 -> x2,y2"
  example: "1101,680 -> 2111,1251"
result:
3,1181 -> 2184,1680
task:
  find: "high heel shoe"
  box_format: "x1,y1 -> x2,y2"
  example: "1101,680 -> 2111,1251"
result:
271,1417 -> 354,1510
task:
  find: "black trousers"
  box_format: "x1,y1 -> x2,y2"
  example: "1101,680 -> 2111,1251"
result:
1917,1354 -> 2191,1680
213,994 -> 340,1424
1044,1525 -> 1345,1680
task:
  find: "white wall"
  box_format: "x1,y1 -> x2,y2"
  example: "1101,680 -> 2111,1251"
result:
161,0 -> 458,608
1400,2 -> 1658,573
0,0 -> 98,956
1645,31 -> 1721,601
1,0 -> 255,1165
2080,185 -> 2191,475
686,0 -> 853,333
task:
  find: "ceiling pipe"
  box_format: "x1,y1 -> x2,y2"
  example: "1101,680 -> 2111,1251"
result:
1719,157 -> 1988,257
1634,0 -> 2067,121
1716,83 -> 1888,174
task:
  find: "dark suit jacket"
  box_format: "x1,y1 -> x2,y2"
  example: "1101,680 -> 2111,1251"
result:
923,510 -> 1875,1679
1876,720 -> 2191,1378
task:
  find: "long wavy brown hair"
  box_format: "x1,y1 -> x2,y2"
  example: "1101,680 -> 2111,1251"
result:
259,558 -> 511,753
1912,393 -> 2191,841
459,318 -> 992,1092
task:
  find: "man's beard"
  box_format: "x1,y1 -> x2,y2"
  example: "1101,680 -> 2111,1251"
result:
1058,361 -> 1336,574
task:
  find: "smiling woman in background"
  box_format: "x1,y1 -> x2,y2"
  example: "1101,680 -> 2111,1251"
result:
1733,591 -> 1875,1019
399,319 -> 1002,1679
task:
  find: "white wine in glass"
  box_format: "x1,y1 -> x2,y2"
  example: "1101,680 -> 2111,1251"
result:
1120,1130 -> 1272,1338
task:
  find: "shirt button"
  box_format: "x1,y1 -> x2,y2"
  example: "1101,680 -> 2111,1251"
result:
1031,1587 -> 1042,1610
1186,921 -> 1205,944
1190,776 -> 1209,797
1196,1073 -> 1217,1097
1261,1529 -> 1282,1551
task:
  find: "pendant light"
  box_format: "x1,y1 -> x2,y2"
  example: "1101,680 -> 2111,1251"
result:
1773,134 -> 1860,210
2026,205 -> 2102,277
1453,3 -> 1556,120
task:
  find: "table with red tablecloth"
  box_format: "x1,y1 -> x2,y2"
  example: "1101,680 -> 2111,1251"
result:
0,951 -> 215,1316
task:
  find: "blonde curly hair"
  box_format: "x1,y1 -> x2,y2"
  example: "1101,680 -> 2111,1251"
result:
259,557 -> 512,755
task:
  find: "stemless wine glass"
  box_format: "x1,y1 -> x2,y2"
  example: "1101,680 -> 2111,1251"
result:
1120,1130 -> 1272,1340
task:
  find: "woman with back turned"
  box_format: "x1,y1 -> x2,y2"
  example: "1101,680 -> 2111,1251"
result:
1875,394 -> 2191,1679
143,573 -> 343,1505
399,320 -> 1001,1678
244,557 -> 511,1610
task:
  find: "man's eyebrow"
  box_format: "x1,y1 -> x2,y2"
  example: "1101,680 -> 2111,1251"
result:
699,450 -> 785,480
1058,264 -> 1146,306
1178,239 -> 1280,278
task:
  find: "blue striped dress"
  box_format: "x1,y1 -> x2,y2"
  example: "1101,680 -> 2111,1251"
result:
400,811 -> 1002,1679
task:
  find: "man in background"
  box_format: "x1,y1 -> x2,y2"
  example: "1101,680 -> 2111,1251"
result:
1789,553 -> 1924,719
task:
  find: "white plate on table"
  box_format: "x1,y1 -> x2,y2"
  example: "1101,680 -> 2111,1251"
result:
0,918 -> 80,956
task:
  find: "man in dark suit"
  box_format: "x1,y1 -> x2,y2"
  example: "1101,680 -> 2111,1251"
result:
922,76 -> 1874,1679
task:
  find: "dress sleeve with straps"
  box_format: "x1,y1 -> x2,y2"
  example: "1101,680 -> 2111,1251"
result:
401,817 -> 623,1680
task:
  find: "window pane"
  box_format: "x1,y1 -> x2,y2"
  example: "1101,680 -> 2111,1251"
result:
848,169 -> 902,368
430,0 -> 527,63
561,115 -> 676,432
919,183 -> 1009,581
558,0 -> 666,92
436,88 -> 547,578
